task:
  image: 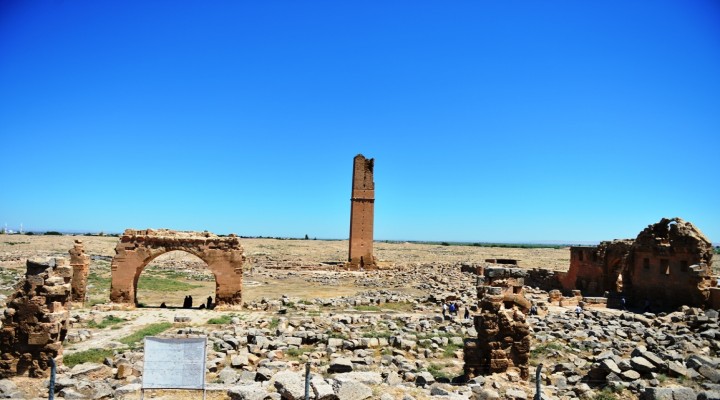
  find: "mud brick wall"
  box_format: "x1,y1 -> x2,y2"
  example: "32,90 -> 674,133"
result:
69,239 -> 90,303
0,258 -> 71,378
348,154 -> 377,270
627,218 -> 715,308
557,218 -> 716,309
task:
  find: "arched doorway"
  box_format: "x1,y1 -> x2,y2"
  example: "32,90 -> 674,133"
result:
135,250 -> 215,308
110,229 -> 244,309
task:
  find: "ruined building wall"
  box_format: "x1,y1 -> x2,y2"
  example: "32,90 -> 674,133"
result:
625,218 -> 715,308
348,154 -> 377,270
558,218 -> 716,309
110,229 -> 245,309
0,258 -> 71,378
559,240 -> 633,296
69,239 -> 90,304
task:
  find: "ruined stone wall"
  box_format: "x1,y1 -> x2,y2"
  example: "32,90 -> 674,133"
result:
464,268 -> 531,381
558,218 -> 716,309
0,258 -> 71,378
348,154 -> 376,270
69,239 -> 90,304
525,268 -> 563,291
559,241 -> 633,296
110,229 -> 244,308
626,218 -> 714,308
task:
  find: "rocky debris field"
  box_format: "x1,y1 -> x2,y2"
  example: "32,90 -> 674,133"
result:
0,236 -> 717,399
0,280 -> 718,399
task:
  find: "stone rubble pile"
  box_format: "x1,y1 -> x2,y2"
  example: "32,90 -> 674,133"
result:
531,307 -> 720,399
0,261 -> 717,399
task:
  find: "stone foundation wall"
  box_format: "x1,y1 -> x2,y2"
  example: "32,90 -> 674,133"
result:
0,258 -> 71,378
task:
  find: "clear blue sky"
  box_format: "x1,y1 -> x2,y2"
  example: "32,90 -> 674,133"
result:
1,1 -> 718,243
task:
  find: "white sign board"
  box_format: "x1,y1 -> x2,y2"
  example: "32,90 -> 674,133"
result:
143,336 -> 207,389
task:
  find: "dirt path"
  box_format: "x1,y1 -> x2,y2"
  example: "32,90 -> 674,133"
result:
65,309 -> 263,355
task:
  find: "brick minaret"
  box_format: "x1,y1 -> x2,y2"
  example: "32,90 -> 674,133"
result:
348,154 -> 377,270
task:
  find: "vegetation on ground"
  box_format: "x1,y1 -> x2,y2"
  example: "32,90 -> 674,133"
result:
286,347 -> 312,359
136,275 -> 201,292
442,343 -> 461,358
268,317 -> 280,330
530,342 -> 564,357
594,389 -> 620,400
354,302 -> 413,312
63,348 -> 114,367
427,362 -> 453,379
87,315 -> 125,329
328,331 -> 349,340
119,322 -> 173,347
207,314 -> 239,324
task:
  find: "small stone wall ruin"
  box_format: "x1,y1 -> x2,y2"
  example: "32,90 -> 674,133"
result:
110,229 -> 245,308
0,258 -> 71,378
464,267 -> 531,381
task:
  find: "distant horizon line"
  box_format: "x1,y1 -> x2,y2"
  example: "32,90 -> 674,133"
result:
3,229 -> 719,247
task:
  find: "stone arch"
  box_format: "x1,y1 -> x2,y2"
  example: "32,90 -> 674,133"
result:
134,249 -> 211,307
110,229 -> 244,309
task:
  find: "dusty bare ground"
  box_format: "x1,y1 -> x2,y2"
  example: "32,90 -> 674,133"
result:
0,234 -> 572,303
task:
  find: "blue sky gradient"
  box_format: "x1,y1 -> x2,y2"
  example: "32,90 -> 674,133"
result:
1,1 -> 718,242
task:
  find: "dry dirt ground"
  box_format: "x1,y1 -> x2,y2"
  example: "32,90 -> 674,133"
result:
0,234 -> 572,305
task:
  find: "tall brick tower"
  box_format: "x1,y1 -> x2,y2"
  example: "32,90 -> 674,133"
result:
348,154 -> 377,270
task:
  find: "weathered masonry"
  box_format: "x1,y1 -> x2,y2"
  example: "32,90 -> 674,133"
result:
0,258 -> 71,378
559,217 -> 717,308
109,229 -> 245,309
348,154 -> 377,270
69,239 -> 90,304
464,267 -> 531,381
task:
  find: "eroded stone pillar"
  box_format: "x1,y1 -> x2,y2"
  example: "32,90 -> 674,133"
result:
0,258 -> 71,378
464,268 -> 531,381
69,239 -> 90,304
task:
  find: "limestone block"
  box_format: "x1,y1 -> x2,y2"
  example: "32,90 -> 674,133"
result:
27,331 -> 50,345
55,266 -> 73,278
42,284 -> 71,296
45,276 -> 66,286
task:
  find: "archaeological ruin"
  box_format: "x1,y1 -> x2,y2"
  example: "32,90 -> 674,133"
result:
109,229 -> 245,308
348,154 -> 377,270
0,258 -> 71,378
69,239 -> 90,304
558,217 -> 717,309
464,267 -> 531,381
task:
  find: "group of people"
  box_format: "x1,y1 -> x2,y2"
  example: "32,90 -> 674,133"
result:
164,295 -> 214,309
441,301 -> 470,320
